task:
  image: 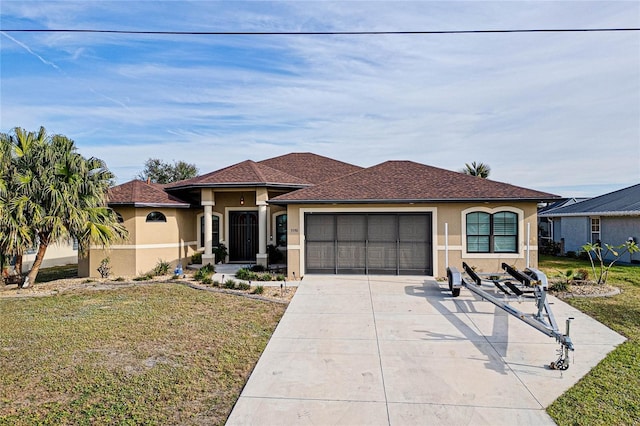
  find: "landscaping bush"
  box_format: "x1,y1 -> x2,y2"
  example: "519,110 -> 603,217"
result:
276,274 -> 286,282
133,274 -> 152,281
213,243 -> 228,264
97,257 -> 111,278
258,273 -> 273,282
153,259 -> 170,276
235,268 -> 258,281
250,264 -> 266,272
237,282 -> 251,291
194,263 -> 215,282
252,285 -> 264,295
190,252 -> 202,264
201,277 -> 213,285
224,279 -> 237,289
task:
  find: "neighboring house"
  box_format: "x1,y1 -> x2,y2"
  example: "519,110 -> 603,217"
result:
22,239 -> 78,270
80,153 -> 559,278
538,197 -> 589,245
538,183 -> 640,262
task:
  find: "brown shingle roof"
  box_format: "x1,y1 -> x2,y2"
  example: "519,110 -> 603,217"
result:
259,152 -> 363,184
271,161 -> 559,203
108,180 -> 190,207
167,160 -> 311,189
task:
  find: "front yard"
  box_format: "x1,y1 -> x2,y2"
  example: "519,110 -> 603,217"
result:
540,255 -> 640,425
0,282 -> 286,425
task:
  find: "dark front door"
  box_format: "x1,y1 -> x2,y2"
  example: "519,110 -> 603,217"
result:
230,211 -> 258,262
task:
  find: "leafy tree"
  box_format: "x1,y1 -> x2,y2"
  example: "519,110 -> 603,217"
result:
137,158 -> 198,184
0,127 -> 128,287
461,161 -> 491,178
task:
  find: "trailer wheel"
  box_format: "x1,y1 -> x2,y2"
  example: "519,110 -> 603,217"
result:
452,287 -> 461,297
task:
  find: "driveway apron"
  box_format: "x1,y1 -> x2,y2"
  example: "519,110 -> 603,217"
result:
226,275 -> 625,425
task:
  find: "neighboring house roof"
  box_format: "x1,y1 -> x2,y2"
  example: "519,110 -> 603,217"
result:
108,180 -> 191,207
271,160 -> 559,204
538,197 -> 590,215
258,152 -> 363,184
539,183 -> 640,217
166,160 -> 312,190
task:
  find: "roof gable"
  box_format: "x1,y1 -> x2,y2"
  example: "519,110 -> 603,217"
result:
167,160 -> 311,189
259,152 -> 363,184
108,180 -> 190,207
540,183 -> 640,217
272,161 -> 558,203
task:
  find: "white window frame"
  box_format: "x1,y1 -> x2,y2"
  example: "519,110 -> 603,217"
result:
590,217 -> 601,243
461,206 -> 524,259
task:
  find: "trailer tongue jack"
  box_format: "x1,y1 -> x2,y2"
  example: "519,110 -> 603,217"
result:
447,262 -> 574,370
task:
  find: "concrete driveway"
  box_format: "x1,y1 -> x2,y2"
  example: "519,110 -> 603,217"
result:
226,275 -> 625,425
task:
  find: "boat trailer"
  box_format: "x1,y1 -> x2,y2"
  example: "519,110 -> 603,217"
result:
447,262 -> 574,370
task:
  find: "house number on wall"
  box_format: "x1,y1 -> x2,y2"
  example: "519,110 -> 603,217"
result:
290,228 -> 299,233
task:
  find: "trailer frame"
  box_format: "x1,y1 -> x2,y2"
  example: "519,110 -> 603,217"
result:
447,262 -> 574,370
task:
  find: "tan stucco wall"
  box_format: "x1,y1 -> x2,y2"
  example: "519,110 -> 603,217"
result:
284,201 -> 540,280
82,206 -> 198,278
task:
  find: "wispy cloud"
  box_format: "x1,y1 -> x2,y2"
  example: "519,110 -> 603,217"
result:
1,1 -> 638,196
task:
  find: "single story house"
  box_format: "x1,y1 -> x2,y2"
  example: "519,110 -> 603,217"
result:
538,183 -> 640,262
79,153 -> 559,279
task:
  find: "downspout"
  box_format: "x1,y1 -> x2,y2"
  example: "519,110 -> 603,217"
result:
526,222 -> 531,269
445,223 -> 449,269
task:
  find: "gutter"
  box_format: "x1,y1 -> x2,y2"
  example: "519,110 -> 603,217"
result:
269,197 -> 558,205
540,210 -> 640,218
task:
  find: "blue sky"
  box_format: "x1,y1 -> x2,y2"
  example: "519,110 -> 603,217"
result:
1,1 -> 639,197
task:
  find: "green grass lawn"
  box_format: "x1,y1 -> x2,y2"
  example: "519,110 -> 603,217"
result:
539,255 -> 640,425
0,283 -> 286,425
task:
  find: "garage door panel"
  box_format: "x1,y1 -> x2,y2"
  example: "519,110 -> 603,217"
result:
368,242 -> 397,274
306,242 -> 336,273
337,242 -> 366,274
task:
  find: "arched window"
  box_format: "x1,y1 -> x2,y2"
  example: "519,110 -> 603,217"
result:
466,211 -> 517,253
146,211 -> 167,222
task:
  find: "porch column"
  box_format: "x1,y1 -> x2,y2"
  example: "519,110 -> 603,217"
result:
203,203 -> 214,264
257,201 -> 268,267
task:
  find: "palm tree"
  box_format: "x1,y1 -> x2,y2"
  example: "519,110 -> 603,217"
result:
461,161 -> 491,178
2,127 -> 128,287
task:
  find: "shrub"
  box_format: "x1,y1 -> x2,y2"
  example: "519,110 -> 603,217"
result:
258,273 -> 273,282
190,252 -> 202,264
153,259 -> 170,276
213,243 -> 228,264
133,274 -> 152,281
549,281 -> 570,292
237,282 -> 251,291
250,264 -> 266,272
194,263 -> 215,282
573,268 -> 590,281
224,279 -> 237,289
201,277 -> 213,285
566,251 -> 577,259
276,274 -> 286,282
114,277 -> 125,282
97,257 -> 111,278
540,239 -> 561,256
212,280 -> 220,287
252,285 -> 264,294
235,268 -> 258,281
